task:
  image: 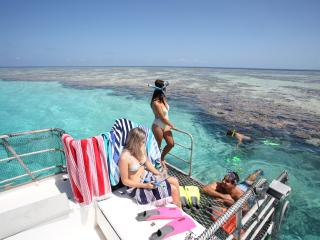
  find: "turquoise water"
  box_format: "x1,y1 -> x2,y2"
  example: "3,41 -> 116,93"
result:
1,67 -> 320,239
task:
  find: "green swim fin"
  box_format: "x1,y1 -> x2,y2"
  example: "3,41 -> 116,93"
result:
185,186 -> 200,210
179,186 -> 190,210
262,140 -> 280,146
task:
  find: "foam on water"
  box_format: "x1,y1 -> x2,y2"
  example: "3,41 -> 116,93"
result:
1,67 -> 320,239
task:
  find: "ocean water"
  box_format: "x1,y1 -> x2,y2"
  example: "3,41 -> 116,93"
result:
0,67 -> 320,239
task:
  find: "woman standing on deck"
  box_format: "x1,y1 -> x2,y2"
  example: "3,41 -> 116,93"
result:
151,79 -> 175,169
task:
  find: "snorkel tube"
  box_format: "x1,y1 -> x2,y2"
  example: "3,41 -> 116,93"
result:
231,129 -> 236,137
148,84 -> 164,91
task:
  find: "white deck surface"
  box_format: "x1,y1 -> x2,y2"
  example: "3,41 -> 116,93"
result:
97,188 -> 205,240
0,175 -> 75,214
0,175 -> 104,240
0,174 -> 205,240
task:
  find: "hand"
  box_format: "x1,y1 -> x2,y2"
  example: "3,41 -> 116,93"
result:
154,170 -> 168,182
161,160 -> 168,170
144,183 -> 155,189
160,169 -> 168,179
222,194 -> 235,206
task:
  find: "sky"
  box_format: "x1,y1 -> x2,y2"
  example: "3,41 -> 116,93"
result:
0,0 -> 319,69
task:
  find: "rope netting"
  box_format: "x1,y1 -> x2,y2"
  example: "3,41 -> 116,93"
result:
0,129 -> 66,190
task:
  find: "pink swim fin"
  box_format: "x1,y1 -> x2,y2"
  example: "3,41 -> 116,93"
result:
136,207 -> 183,221
149,216 -> 196,240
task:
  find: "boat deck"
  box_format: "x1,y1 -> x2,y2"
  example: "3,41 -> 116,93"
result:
97,187 -> 205,240
0,167 -> 284,240
0,175 -> 104,240
0,173 -> 206,240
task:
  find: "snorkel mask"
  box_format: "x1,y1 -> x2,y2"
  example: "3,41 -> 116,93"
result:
225,171 -> 239,184
148,80 -> 169,93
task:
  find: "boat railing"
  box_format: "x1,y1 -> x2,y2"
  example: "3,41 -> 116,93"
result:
0,128 -> 66,190
168,127 -> 194,176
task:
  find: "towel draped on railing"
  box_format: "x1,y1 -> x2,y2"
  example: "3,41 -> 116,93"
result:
62,134 -> 112,205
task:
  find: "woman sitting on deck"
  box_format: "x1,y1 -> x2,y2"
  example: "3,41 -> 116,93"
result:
119,127 -> 181,207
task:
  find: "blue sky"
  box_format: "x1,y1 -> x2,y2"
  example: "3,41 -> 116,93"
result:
0,0 -> 319,69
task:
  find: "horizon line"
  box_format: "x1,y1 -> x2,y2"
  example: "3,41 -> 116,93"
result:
0,65 -> 319,72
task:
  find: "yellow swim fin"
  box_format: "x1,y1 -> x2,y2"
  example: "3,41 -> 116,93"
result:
185,185 -> 200,210
179,186 -> 190,210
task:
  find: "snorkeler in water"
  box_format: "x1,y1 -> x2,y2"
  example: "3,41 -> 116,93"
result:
226,129 -> 252,147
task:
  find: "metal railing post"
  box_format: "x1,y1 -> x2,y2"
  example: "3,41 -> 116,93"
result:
170,127 -> 194,176
1,138 -> 36,181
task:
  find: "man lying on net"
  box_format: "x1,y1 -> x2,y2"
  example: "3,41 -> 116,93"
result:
202,170 -> 263,207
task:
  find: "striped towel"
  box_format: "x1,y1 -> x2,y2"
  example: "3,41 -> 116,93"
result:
138,124 -> 162,169
102,118 -> 161,186
62,134 -> 112,205
126,170 -> 172,205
